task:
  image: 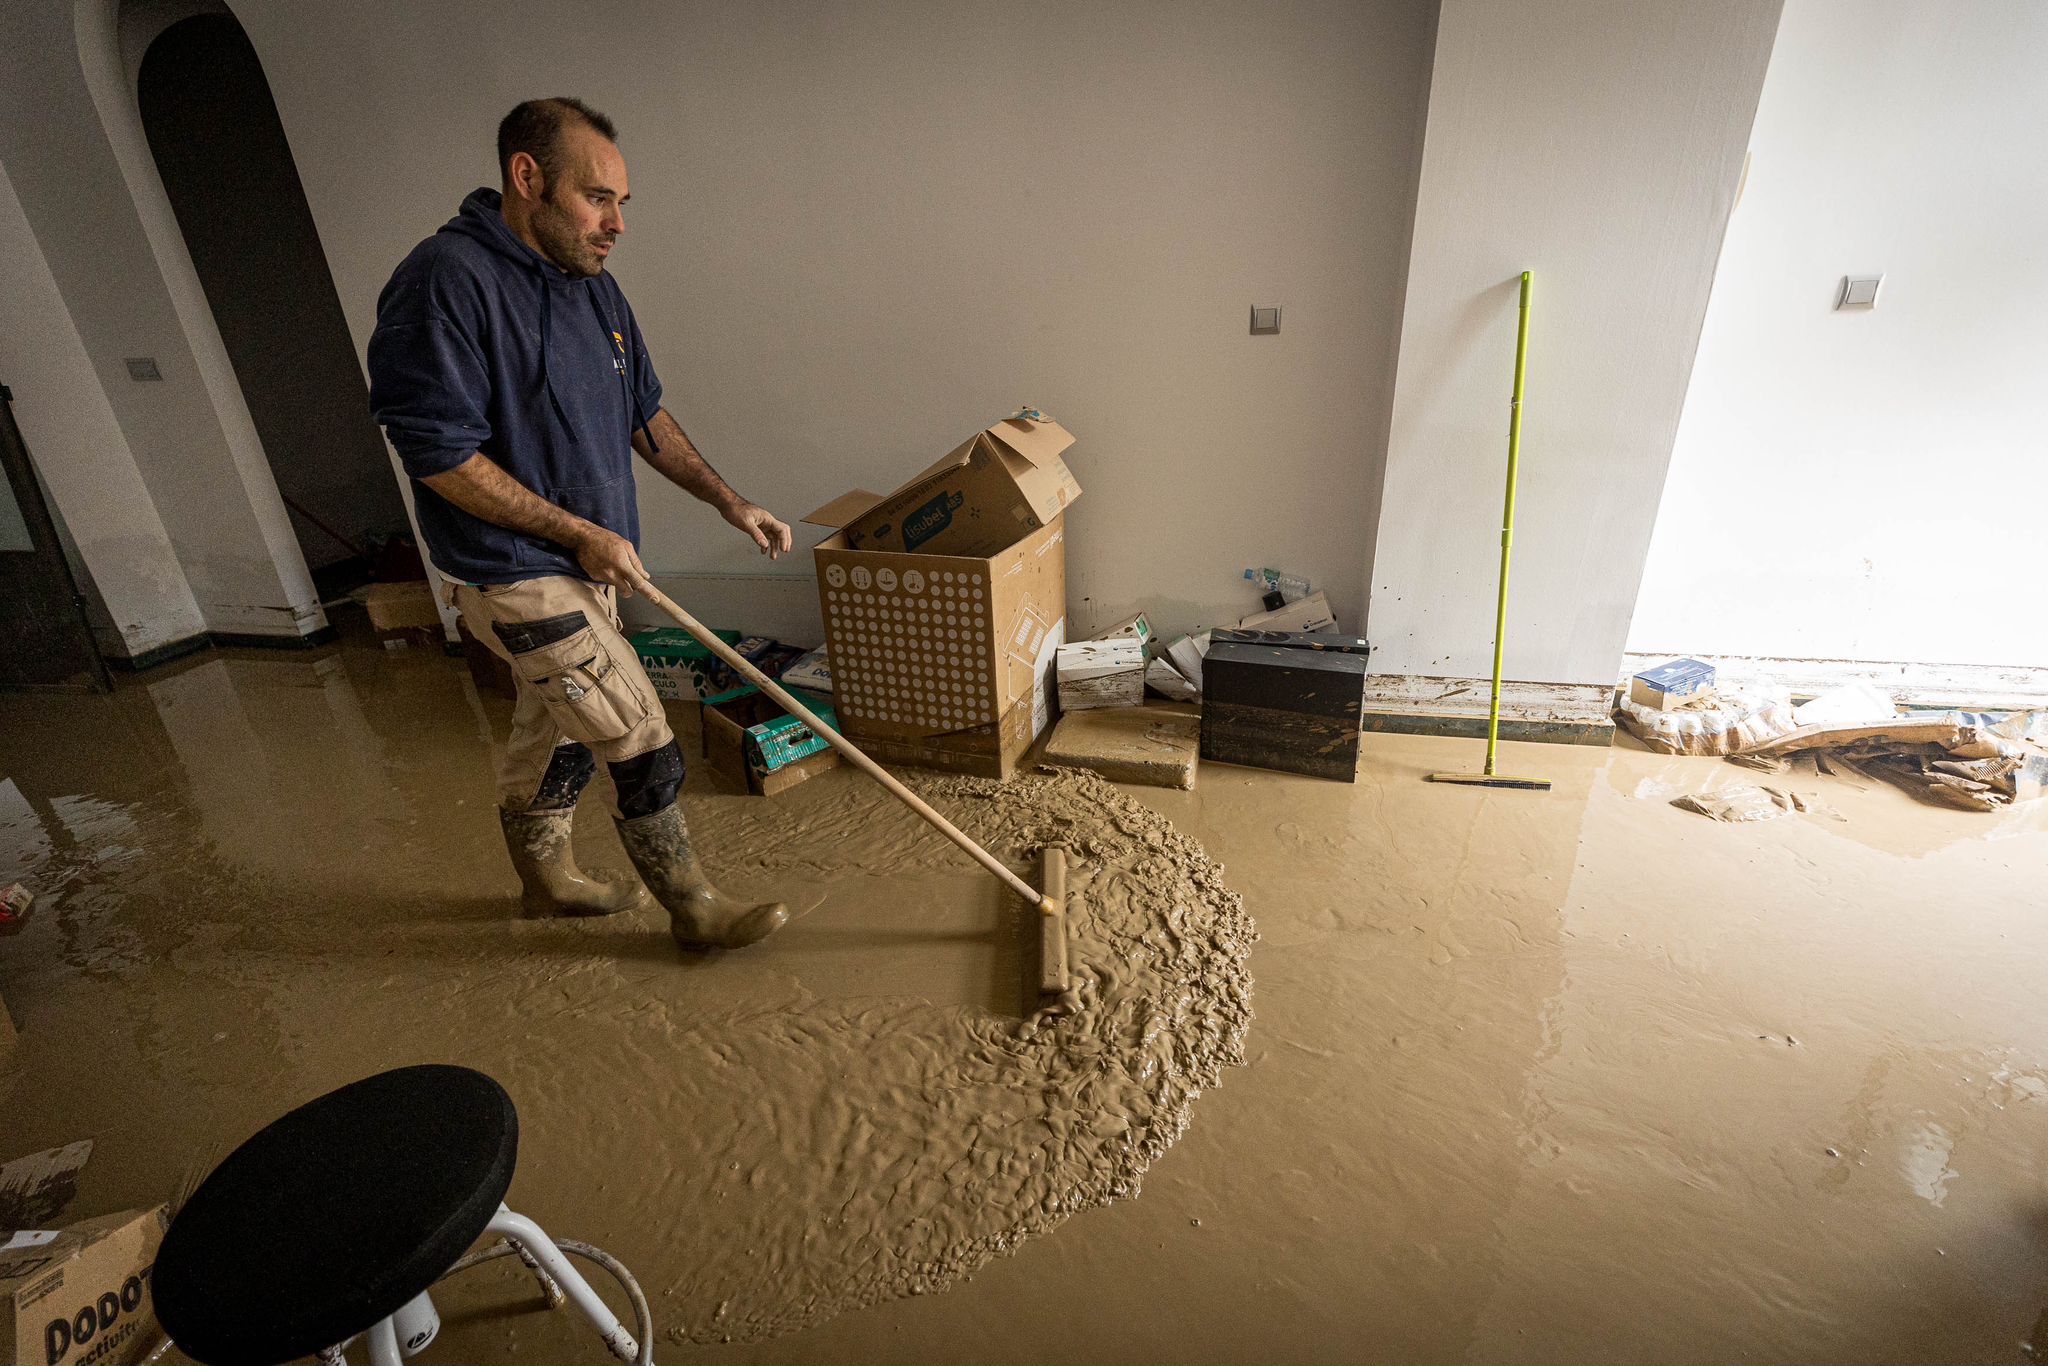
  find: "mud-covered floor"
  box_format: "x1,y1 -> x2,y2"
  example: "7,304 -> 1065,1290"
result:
6,633 -> 2048,1365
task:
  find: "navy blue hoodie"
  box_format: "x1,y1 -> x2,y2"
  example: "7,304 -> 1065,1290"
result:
368,187 -> 661,584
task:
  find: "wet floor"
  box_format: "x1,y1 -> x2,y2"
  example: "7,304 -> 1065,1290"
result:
4,633 -> 2048,1364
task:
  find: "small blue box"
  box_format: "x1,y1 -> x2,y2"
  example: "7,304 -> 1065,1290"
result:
1629,658 -> 1716,710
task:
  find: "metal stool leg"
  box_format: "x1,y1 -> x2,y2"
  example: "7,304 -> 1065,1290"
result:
486,1205 -> 639,1362
365,1317 -> 403,1366
510,1237 -> 567,1308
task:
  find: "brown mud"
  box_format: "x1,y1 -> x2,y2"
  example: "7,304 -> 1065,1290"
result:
7,635 -> 2048,1363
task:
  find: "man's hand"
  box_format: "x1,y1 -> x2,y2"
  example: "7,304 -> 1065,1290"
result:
571,524 -> 649,595
723,500 -> 794,560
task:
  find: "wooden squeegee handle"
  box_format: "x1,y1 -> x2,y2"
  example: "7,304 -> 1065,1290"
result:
628,574 -> 1056,915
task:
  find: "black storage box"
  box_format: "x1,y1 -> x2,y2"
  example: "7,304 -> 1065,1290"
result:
1200,633 -> 1371,781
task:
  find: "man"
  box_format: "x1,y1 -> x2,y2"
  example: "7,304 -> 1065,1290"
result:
368,97 -> 789,949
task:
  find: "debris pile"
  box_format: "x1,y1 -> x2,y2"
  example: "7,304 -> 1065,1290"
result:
1736,708 -> 2047,811
1624,668 -> 2048,818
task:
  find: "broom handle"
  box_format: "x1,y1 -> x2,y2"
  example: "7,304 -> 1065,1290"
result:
627,574 -> 1054,913
1486,270 -> 1533,778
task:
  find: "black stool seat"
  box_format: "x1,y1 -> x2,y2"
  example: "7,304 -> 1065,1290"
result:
155,1064 -> 519,1366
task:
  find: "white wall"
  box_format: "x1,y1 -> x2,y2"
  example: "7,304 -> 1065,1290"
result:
0,158 -> 205,658
233,0 -> 1437,644
1365,0 -> 1782,687
1628,0 -> 2048,672
0,0 -> 324,642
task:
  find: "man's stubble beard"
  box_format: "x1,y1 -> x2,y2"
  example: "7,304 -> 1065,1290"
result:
531,192 -> 606,279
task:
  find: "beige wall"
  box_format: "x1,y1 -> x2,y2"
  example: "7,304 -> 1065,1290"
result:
1368,0 -> 1783,686
1631,0 -> 2048,673
0,158 -> 205,658
235,0 -> 1439,643
0,0 -> 325,642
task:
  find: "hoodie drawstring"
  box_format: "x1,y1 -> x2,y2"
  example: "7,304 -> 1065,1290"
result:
536,276 -> 577,439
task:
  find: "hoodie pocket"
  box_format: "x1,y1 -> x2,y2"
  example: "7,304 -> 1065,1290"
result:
493,612 -> 649,744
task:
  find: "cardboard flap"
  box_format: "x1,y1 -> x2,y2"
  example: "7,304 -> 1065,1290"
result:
986,417 -> 1075,469
802,489 -> 890,529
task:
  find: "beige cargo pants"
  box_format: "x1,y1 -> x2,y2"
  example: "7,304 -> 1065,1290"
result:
451,576 -> 673,812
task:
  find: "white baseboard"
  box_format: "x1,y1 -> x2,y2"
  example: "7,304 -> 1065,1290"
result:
1364,675 -> 1614,724
1621,653 -> 2048,711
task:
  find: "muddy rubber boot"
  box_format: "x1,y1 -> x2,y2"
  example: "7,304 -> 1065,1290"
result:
499,807 -> 649,917
614,804 -> 789,949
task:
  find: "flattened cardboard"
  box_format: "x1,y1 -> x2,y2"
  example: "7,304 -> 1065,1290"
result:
1044,704 -> 1200,789
0,1143 -> 93,1232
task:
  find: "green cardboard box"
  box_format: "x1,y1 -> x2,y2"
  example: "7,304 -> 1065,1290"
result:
629,626 -> 743,702
701,688 -> 842,796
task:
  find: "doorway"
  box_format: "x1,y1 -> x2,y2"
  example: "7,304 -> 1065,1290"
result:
0,386 -> 113,692
135,10 -> 409,602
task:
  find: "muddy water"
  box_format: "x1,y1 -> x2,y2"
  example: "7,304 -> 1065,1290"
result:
0,641 -> 1253,1350
530,766 -> 1256,1344
6,638 -> 2048,1364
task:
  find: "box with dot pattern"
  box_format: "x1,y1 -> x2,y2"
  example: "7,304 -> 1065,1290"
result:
806,505 -> 1071,778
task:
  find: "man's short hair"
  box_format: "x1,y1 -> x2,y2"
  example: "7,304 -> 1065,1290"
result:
497,97 -> 618,186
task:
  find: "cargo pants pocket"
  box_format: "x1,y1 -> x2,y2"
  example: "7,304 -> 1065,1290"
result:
493,611 -> 649,745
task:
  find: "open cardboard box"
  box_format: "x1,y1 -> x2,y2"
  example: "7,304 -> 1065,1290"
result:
2,1206 -> 166,1366
700,687 -> 842,796
804,414 -> 1080,778
811,414 -> 1081,559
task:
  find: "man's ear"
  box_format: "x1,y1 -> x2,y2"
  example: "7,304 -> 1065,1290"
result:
505,151 -> 544,204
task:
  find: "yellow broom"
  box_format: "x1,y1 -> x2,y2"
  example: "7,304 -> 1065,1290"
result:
1427,271 -> 1551,792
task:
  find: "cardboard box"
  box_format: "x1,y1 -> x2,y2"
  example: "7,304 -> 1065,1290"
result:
698,638 -> 808,705
1093,613 -> 1154,651
1145,657 -> 1200,703
805,510 -> 1069,780
2,1206 -> 166,1366
628,627 -> 744,701
1201,637 -> 1370,781
780,646 -> 833,695
363,581 -> 442,633
0,1144 -> 93,1232
813,414 -> 1082,560
1162,632 -> 1212,692
1629,658 -> 1716,711
1236,590 -> 1337,635
1056,639 -> 1145,711
701,688 -> 842,796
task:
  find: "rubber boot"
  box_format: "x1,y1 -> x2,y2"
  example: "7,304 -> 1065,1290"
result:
499,807 -> 649,917
614,804 -> 788,949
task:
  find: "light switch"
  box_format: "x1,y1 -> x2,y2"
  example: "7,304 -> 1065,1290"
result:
124,358 -> 163,380
1836,275 -> 1883,310
1250,305 -> 1281,335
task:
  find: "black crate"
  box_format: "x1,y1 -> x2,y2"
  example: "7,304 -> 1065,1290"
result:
1200,639 -> 1370,781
